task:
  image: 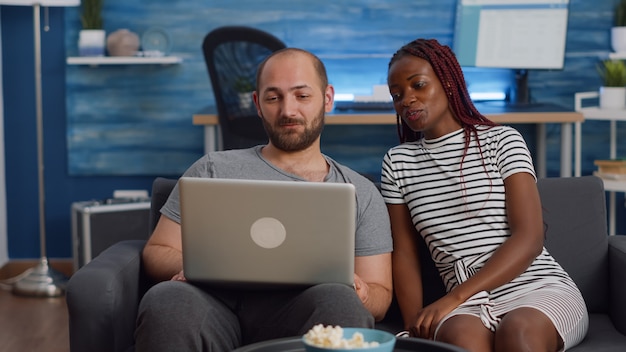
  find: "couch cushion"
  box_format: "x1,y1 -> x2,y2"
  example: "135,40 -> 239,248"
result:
568,314 -> 626,352
537,176 -> 609,313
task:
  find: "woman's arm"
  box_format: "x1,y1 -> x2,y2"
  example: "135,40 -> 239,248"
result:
387,203 -> 424,330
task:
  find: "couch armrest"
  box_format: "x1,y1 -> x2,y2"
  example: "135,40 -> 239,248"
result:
609,235 -> 626,335
67,240 -> 148,352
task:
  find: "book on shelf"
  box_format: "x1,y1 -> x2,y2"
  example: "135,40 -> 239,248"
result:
594,159 -> 626,180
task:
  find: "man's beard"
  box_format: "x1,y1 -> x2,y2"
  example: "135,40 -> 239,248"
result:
260,106 -> 325,152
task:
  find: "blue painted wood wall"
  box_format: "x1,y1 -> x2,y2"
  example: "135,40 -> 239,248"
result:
65,0 -> 624,178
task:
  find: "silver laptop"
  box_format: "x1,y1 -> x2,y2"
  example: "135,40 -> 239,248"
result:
179,177 -> 356,288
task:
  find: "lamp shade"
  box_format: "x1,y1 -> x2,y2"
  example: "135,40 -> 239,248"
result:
0,0 -> 80,6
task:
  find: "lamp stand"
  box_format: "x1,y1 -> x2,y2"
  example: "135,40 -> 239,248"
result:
12,3 -> 67,297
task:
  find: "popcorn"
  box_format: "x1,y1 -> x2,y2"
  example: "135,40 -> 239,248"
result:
303,324 -> 380,349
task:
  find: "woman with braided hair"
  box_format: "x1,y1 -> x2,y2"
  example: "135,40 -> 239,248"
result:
381,38 -> 588,351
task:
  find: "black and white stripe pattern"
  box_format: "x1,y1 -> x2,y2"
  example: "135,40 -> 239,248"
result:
382,126 -> 588,349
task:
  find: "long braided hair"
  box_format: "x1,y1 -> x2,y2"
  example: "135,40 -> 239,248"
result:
388,39 -> 497,153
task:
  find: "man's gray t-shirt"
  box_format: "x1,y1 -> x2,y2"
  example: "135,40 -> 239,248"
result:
161,146 -> 392,257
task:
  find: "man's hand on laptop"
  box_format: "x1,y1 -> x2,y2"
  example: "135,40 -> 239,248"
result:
171,270 -> 187,282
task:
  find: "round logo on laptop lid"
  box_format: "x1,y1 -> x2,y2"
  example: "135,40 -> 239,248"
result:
250,217 -> 286,249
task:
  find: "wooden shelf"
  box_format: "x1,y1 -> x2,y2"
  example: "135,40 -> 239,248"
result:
609,52 -> 626,60
66,56 -> 183,66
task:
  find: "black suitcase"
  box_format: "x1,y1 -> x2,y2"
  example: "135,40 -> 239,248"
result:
71,198 -> 151,270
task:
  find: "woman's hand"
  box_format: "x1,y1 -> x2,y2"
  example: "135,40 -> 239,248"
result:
409,295 -> 460,339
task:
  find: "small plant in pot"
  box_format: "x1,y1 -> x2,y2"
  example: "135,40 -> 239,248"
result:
612,0 -> 626,53
78,0 -> 105,57
597,59 -> 626,109
233,76 -> 255,110
233,76 -> 255,93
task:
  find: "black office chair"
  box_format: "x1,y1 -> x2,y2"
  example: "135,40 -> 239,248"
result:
202,26 -> 287,150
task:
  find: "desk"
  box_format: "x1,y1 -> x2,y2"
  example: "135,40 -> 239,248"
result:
193,103 -> 583,178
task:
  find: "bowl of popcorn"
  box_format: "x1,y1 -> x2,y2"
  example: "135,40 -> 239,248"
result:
302,324 -> 396,352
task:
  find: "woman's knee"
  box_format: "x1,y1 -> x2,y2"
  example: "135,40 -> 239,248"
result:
436,315 -> 493,352
496,308 -> 561,352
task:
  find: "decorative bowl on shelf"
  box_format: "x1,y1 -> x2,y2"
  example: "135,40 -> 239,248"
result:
141,27 -> 172,56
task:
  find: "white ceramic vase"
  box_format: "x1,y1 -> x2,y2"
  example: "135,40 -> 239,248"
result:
611,27 -> 626,53
78,29 -> 106,57
599,86 -> 626,110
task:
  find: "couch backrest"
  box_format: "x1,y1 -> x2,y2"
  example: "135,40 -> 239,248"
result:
537,176 -> 609,313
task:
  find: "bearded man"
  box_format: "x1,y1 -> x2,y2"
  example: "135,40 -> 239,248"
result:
135,48 -> 393,352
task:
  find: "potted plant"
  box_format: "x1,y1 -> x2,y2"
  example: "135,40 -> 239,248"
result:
78,0 -> 105,57
233,76 -> 255,110
597,59 -> 626,109
611,0 -> 626,53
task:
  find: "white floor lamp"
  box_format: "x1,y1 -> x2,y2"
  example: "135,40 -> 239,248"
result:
0,0 -> 80,297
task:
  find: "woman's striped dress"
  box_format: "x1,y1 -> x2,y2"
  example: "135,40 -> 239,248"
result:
381,125 -> 588,350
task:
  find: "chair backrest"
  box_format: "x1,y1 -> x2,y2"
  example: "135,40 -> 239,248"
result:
202,26 -> 286,150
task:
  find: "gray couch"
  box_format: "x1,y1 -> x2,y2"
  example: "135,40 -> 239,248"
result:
66,176 -> 626,351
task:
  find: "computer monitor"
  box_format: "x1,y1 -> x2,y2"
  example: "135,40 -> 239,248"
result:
453,0 -> 570,105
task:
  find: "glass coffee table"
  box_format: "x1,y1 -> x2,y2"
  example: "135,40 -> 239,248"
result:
233,336 -> 468,352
